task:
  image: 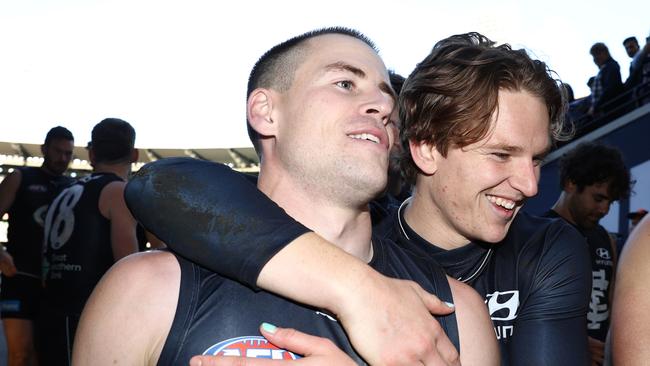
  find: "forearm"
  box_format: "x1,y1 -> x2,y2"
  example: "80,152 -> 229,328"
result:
257,232 -> 375,315
125,157 -> 310,288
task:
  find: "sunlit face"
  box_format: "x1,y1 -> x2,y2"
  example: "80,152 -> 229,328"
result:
566,181 -> 613,229
415,90 -> 550,248
42,138 -> 74,175
273,34 -> 396,205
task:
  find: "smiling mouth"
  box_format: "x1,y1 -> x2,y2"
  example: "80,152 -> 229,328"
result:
486,194 -> 516,210
348,133 -> 380,144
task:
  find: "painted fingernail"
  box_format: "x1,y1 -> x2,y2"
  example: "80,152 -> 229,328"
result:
262,322 -> 278,334
444,301 -> 455,308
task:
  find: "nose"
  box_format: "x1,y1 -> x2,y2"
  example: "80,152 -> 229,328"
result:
597,201 -> 611,216
361,88 -> 394,124
510,159 -> 539,198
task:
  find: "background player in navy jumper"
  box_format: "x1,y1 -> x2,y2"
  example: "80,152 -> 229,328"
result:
0,126 -> 74,366
545,141 -> 632,366
40,118 -> 140,365
74,28 -> 498,365
130,33 -> 592,366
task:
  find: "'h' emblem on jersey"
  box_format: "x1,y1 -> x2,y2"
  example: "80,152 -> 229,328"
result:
485,291 -> 519,321
203,336 -> 301,359
596,248 -> 611,260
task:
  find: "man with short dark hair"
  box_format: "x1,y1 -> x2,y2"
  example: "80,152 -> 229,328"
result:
588,43 -> 623,115
40,118 -> 140,365
73,28 -> 497,366
545,142 -> 632,366
0,126 -> 74,366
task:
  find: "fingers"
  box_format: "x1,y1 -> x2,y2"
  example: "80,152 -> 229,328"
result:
259,322 -> 336,357
189,355 -> 276,366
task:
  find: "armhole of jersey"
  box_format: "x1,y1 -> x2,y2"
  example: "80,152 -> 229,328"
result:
156,253 -> 201,366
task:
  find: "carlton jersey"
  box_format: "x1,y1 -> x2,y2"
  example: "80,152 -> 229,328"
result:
158,235 -> 458,365
42,172 -> 123,315
374,207 -> 592,366
6,167 -> 73,276
544,210 -> 614,342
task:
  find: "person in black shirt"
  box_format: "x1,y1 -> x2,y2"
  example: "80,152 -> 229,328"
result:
0,126 -> 74,366
74,28 -> 497,366
40,118 -> 140,365
545,142 -> 632,366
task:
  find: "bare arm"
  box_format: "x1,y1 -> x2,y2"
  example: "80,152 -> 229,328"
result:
611,215 -> 650,364
0,170 -> 22,276
73,251 -> 179,365
450,278 -> 500,365
258,233 -> 459,365
0,169 -> 21,217
99,181 -> 139,261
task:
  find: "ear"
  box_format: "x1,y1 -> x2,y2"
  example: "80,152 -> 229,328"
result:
88,147 -> 96,165
40,144 -> 46,156
247,88 -> 278,138
131,148 -> 139,163
565,180 -> 577,193
409,140 -> 438,175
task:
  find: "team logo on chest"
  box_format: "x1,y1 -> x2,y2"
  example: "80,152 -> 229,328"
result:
203,336 -> 300,359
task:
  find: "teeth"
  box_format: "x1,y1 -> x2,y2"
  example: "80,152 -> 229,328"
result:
348,133 -> 380,144
487,195 -> 516,210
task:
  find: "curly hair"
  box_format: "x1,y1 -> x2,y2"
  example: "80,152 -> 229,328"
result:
558,142 -> 632,200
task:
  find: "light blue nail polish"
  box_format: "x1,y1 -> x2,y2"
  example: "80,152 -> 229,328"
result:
444,301 -> 455,308
262,322 -> 278,333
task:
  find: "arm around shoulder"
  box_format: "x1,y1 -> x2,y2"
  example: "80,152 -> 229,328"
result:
72,250 -> 180,365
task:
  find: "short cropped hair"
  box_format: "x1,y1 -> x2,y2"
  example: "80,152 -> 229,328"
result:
399,32 -> 566,183
590,42 -> 609,56
44,126 -> 74,146
558,142 -> 632,200
623,37 -> 638,46
246,27 -> 377,155
89,118 -> 136,164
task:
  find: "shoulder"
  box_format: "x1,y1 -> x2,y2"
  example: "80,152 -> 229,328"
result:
1,169 -> 23,187
96,250 -> 180,303
74,250 -> 180,364
508,214 -> 591,313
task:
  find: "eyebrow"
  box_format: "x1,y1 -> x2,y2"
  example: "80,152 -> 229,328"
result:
324,61 -> 397,103
485,142 -> 551,160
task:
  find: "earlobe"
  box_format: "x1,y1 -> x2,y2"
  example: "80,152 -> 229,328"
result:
409,140 -> 438,175
247,88 -> 277,137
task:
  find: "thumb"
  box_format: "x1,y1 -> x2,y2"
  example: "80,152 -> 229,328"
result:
415,285 -> 455,315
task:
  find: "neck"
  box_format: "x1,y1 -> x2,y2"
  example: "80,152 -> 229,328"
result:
551,193 -> 576,225
39,164 -> 59,177
92,163 -> 130,180
257,164 -> 373,262
404,186 -> 471,250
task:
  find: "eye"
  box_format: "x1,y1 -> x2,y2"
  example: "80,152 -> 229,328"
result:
491,152 -> 510,161
336,80 -> 354,90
